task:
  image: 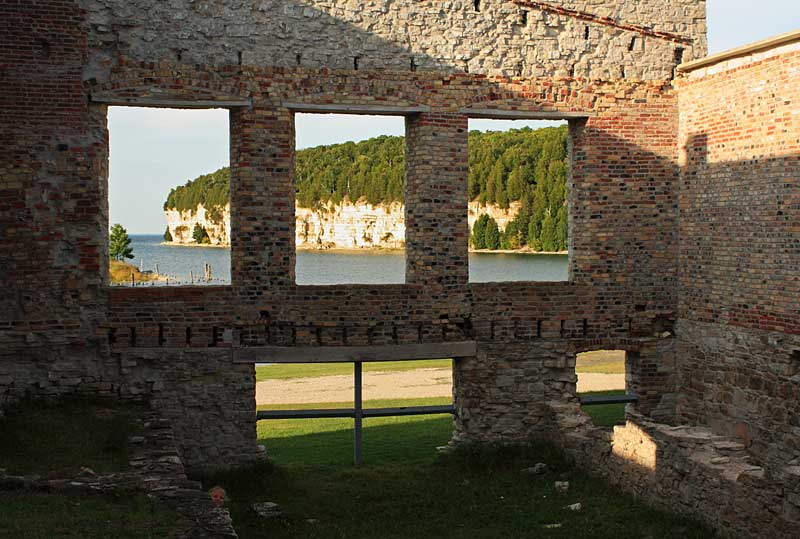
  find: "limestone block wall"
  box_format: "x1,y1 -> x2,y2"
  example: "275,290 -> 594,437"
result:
550,409 -> 800,538
81,0 -> 706,80
675,38 -> 800,470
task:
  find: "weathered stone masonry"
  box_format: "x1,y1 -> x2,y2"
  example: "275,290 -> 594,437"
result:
1,1 -> 798,537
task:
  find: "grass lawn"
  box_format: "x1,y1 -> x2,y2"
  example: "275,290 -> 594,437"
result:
0,398 -> 143,475
256,352 -> 624,382
580,390 -> 627,428
0,492 -> 182,539
256,359 -> 452,382
258,397 -> 454,466
0,398 -> 188,538
203,405 -> 709,539
576,350 -> 626,374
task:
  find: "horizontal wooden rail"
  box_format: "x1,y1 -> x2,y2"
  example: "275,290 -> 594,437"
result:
90,95 -> 252,108
283,102 -> 431,115
579,394 -> 638,406
460,108 -> 593,120
234,341 -> 476,363
257,404 -> 455,421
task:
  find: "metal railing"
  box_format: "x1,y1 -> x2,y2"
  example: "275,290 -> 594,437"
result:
256,359 -> 637,466
256,362 -> 455,466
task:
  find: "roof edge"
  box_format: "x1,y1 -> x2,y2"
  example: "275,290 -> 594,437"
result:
676,29 -> 800,73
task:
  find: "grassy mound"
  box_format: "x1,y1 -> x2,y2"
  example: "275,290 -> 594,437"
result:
202,424 -> 709,539
109,260 -> 160,285
0,398 -> 143,475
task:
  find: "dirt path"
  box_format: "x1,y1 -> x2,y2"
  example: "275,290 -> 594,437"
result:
255,368 -> 625,405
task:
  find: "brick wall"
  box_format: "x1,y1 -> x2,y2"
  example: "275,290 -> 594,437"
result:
675,41 -> 800,468
3,0 -> 686,472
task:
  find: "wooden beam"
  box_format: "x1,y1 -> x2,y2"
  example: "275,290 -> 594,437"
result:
233,341 -> 476,363
283,102 -> 431,115
460,108 -> 592,120
90,95 -> 252,108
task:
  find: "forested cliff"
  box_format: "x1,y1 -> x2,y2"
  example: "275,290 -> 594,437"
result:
163,126 -> 569,251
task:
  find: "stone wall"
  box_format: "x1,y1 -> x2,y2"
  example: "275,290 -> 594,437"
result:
81,0 -> 706,80
6,2 -> 800,536
550,408 -> 800,538
675,38 -> 800,470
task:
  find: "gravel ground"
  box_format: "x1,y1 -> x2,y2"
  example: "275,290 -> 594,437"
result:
256,368 -> 625,405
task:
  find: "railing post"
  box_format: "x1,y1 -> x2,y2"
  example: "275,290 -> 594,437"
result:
354,361 -> 363,466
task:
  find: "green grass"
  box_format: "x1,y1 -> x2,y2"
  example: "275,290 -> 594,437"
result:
0,492 -> 182,539
203,424 -> 709,539
580,390 -> 627,428
259,397 -> 453,466
576,350 -> 626,374
256,359 -> 451,382
0,398 -> 143,475
256,353 -> 623,382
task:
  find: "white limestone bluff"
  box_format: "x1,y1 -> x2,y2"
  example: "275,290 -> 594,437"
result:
165,200 -> 522,249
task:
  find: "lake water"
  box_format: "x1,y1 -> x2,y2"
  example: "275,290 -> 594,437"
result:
123,235 -> 568,286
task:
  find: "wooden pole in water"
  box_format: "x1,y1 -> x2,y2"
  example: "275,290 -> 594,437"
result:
130,272 -> 135,287
190,270 -> 194,284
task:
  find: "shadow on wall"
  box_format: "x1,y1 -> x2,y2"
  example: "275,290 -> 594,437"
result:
85,0 -> 459,77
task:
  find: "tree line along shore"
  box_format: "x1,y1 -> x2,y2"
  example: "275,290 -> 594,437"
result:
162,126 -> 570,252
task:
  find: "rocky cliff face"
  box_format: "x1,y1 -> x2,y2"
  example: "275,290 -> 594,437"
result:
165,199 -> 518,249
296,200 -> 405,250
165,203 -> 230,246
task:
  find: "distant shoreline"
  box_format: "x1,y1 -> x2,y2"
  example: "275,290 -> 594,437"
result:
157,240 -> 567,256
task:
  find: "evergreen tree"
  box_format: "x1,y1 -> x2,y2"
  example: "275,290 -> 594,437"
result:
471,214 -> 490,249
555,204 -> 569,251
192,223 -> 210,244
540,211 -> 557,252
162,126 -> 570,252
484,217 -> 501,250
109,223 -> 134,261
163,226 -> 173,242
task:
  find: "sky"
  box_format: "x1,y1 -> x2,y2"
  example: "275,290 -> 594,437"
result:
108,2 -> 800,233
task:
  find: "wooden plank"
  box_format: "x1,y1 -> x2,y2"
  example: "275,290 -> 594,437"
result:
579,394 -> 638,406
257,408 -> 354,420
460,108 -> 592,120
90,95 -> 252,108
255,405 -> 455,420
362,405 -> 455,418
283,102 -> 431,115
233,341 -> 476,363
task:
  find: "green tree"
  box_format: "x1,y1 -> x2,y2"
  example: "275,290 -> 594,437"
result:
192,223 -> 210,244
471,214 -> 490,249
163,226 -> 173,242
540,211 -> 557,252
555,204 -> 569,251
109,223 -> 133,261
484,217 -> 501,250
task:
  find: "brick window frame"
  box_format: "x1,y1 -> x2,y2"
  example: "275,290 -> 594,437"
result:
93,96 -> 250,290
461,110 -> 589,283
284,103 -> 432,287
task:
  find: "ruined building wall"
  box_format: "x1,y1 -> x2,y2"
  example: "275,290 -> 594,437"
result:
1,0 -> 700,471
676,40 -> 800,469
82,0 -> 706,80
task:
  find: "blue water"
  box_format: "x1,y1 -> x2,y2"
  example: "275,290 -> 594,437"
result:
123,235 -> 568,286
